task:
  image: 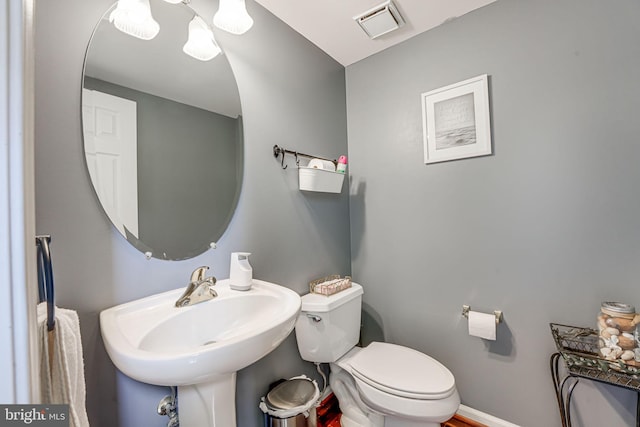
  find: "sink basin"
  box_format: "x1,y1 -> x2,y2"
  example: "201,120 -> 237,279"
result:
100,279 -> 301,427
100,279 -> 300,386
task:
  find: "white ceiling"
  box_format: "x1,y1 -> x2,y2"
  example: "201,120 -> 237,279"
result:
253,0 -> 497,66
84,0 -> 496,113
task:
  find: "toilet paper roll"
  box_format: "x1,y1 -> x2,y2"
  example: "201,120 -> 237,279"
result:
468,311 -> 497,340
307,158 -> 336,172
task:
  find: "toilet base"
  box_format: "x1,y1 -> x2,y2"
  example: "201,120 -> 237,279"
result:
330,364 -> 383,427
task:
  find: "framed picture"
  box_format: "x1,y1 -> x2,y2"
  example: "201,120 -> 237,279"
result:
421,74 -> 492,164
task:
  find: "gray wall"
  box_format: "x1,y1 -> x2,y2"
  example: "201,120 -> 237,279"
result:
34,1 -> 348,426
346,0 -> 640,426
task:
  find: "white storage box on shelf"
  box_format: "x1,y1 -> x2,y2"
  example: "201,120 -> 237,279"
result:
298,167 -> 345,193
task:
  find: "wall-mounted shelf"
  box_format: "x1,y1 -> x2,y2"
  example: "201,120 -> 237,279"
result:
273,145 -> 345,193
298,167 -> 345,193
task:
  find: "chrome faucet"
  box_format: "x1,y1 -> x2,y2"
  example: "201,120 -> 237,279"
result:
175,266 -> 217,307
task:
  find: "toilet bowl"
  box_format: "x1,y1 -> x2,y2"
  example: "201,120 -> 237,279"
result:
295,283 -> 460,427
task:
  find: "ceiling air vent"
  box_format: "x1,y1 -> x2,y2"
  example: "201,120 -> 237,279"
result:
354,0 -> 406,40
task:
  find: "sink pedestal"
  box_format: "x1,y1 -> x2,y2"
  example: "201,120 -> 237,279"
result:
178,373 -> 237,427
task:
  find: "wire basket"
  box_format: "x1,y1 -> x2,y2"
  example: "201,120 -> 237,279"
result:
309,275 -> 352,296
550,323 -> 640,391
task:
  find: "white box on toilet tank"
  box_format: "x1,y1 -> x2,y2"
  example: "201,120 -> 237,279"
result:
295,284 -> 364,363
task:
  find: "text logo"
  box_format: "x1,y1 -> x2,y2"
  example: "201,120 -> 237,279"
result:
0,405 -> 68,426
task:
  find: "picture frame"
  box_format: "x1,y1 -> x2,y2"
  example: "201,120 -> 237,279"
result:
421,74 -> 492,164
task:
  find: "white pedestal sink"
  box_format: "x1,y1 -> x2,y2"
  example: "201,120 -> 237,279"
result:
100,279 -> 301,427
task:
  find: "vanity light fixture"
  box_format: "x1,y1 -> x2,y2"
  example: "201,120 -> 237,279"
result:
109,0 -> 248,61
109,0 -> 160,40
213,0 -> 254,35
183,16 -> 222,61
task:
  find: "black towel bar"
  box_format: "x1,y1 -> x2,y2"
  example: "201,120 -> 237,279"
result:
36,235 -> 55,332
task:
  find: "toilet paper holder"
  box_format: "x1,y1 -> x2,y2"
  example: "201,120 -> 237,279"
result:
462,305 -> 503,324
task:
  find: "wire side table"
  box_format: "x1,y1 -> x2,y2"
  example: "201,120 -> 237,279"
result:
550,323 -> 640,427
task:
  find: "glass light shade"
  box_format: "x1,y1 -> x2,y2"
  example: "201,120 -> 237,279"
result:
213,0 -> 254,35
109,0 -> 159,40
183,16 -> 221,61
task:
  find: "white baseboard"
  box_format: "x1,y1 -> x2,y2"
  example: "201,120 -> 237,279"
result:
457,404 -> 520,427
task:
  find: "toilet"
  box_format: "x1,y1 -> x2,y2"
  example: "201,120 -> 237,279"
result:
295,283 -> 460,427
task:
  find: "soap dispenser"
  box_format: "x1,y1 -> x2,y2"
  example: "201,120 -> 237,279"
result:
229,252 -> 253,291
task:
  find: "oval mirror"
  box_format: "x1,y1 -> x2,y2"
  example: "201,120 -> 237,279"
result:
82,0 -> 243,260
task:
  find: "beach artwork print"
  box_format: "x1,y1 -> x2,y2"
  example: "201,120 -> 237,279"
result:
422,74 -> 492,164
434,93 -> 476,150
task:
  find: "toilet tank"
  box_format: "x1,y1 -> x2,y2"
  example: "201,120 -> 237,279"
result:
295,283 -> 363,363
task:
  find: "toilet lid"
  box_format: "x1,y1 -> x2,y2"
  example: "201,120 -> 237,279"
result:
350,342 -> 456,400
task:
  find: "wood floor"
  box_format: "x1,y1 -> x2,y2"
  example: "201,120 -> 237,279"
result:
442,414 -> 489,427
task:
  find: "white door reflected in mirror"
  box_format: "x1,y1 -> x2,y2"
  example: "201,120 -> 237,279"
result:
82,89 -> 139,238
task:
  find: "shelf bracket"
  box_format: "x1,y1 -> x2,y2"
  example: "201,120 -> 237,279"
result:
273,145 -> 337,170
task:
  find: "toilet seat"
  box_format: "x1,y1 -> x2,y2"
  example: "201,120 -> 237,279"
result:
349,342 -> 456,400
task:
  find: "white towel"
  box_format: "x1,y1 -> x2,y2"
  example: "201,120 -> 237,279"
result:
38,302 -> 90,427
